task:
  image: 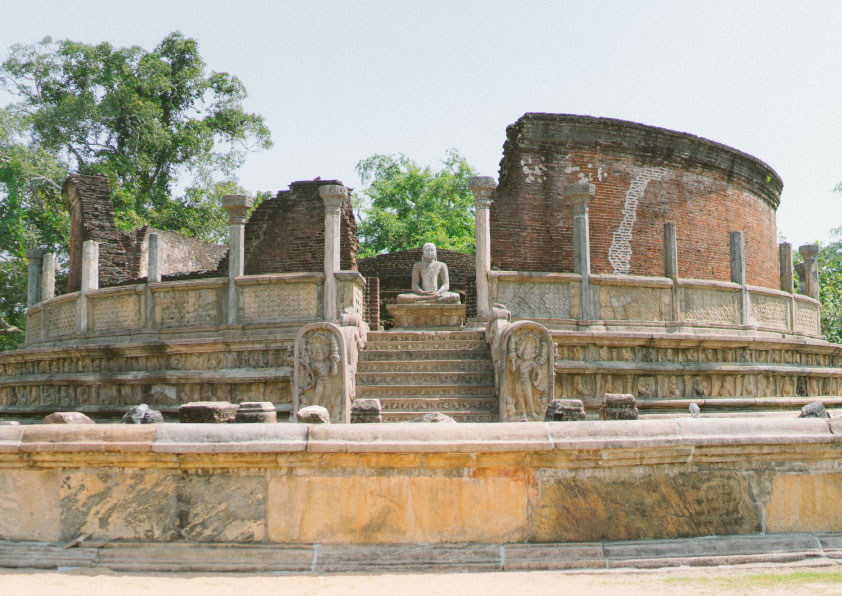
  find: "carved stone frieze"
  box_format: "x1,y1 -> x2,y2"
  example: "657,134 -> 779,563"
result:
157,288 -> 220,328
680,288 -> 736,324
750,294 -> 789,330
496,282 -> 571,319
91,294 -> 141,331
242,282 -> 318,323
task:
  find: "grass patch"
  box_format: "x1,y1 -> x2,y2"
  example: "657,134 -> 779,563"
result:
665,569 -> 842,588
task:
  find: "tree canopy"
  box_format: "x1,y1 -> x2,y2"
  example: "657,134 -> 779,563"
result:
816,229 -> 842,343
354,150 -> 477,257
0,32 -> 272,348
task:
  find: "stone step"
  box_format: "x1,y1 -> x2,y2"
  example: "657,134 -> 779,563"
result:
381,411 -> 498,423
377,396 -> 498,413
355,371 -> 494,387
356,385 -> 496,399
364,340 -> 488,351
357,360 -> 494,373
367,331 -> 485,342
359,349 -> 490,362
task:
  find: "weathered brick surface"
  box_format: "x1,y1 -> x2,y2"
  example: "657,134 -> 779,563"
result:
363,276 -> 381,330
123,227 -> 226,279
491,114 -> 782,288
64,175 -> 128,291
358,248 -> 476,328
216,179 -> 359,275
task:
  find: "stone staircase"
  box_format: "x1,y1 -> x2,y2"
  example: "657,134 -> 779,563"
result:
356,330 -> 498,422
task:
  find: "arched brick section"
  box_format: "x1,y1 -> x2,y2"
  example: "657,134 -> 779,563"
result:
490,114 -> 782,288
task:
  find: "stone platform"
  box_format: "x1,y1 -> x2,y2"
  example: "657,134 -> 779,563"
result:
386,303 -> 465,328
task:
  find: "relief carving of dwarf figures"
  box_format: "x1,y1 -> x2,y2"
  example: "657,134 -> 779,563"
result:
298,332 -> 341,413
505,331 -> 548,419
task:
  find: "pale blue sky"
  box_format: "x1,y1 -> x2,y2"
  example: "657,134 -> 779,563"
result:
1,0 -> 840,246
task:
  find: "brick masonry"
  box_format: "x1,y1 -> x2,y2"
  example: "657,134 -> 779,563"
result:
358,248 -> 476,328
491,114 -> 783,288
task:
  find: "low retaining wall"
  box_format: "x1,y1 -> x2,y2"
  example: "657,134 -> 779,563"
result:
2,419 -> 842,545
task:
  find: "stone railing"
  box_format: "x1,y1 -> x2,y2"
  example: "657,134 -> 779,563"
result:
488,271 -> 821,336
24,271 -> 367,347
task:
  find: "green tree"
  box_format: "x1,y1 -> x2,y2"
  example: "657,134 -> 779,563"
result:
0,32 -> 271,237
817,230 -> 842,343
354,150 -> 477,257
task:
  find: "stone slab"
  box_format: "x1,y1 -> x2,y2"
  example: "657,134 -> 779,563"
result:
503,543 -> 605,570
151,423 -> 307,453
0,470 -> 61,542
20,424 -> 156,452
316,543 -> 502,572
767,473 -> 842,533
386,303 -> 466,328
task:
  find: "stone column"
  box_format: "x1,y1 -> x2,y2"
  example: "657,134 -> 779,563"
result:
566,182 -> 594,320
147,233 -> 161,283
77,240 -> 99,334
779,242 -> 794,294
41,252 -> 56,302
25,248 -> 44,307
221,195 -> 254,325
730,231 -> 748,325
319,184 -> 346,322
799,244 -> 820,300
663,222 -> 678,279
468,176 -> 497,320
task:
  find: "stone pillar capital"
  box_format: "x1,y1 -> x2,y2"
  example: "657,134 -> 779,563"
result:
25,248 -> 45,261
319,184 -> 347,212
565,182 -> 595,216
221,194 -> 254,225
799,244 -> 819,259
468,176 -> 497,208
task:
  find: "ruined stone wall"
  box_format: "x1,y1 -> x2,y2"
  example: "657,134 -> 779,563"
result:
64,175 -> 128,291
363,276 -> 380,330
358,248 -> 476,327
491,114 -> 782,288
123,227 -> 226,279
216,180 -> 359,276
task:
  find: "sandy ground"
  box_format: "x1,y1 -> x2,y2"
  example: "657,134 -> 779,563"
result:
5,563 -> 842,596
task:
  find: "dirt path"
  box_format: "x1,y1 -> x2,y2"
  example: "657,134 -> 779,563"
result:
5,562 -> 842,596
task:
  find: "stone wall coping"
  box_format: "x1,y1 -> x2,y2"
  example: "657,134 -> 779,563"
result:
234,272 -> 325,286
0,418 -> 838,456
88,284 -> 145,298
793,293 -> 821,307
590,274 -> 673,288
149,277 -> 227,291
41,291 -> 80,307
489,271 -> 582,282
745,284 -> 795,299
334,270 -> 366,285
676,278 -> 742,292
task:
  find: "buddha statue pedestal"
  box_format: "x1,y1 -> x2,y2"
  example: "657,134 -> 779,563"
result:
386,302 -> 466,329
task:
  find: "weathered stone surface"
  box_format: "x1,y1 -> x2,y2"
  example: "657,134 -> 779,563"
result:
152,423 -> 307,453
766,473 -> 842,533
267,473 -> 527,544
59,470 -> 266,543
351,398 -> 382,423
179,401 -> 237,423
0,420 -> 20,425
121,404 -> 164,424
544,399 -> 586,422
411,412 -> 456,423
600,393 -> 639,421
0,470 -> 61,541
44,411 -> 95,424
800,400 -> 830,418
528,470 -> 761,542
235,402 -> 277,423
297,405 -> 330,424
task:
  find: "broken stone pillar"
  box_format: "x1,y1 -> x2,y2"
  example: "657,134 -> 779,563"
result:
147,233 -> 161,283
235,402 -> 277,423
319,184 -> 346,322
799,400 -> 830,418
25,248 -> 44,307
41,252 -> 56,302
663,222 -> 678,279
600,394 -> 639,420
77,240 -> 99,334
468,176 -> 496,320
778,242 -> 794,294
730,231 -> 748,325
794,262 -> 806,295
544,399 -> 586,422
351,398 -> 383,423
297,405 -> 330,424
566,183 -> 594,320
221,195 -> 253,325
799,244 -> 820,300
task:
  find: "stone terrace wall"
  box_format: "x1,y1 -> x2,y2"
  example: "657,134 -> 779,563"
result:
491,114 -> 782,288
216,180 -> 359,276
64,175 -> 128,291
358,248 -> 476,327
3,420 -> 842,545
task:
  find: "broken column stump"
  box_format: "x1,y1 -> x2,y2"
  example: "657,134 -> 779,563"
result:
600,394 -> 639,421
179,401 -> 237,423
544,399 -> 586,422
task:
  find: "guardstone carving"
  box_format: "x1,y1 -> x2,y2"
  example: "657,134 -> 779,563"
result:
492,320 -> 554,421
293,322 -> 357,423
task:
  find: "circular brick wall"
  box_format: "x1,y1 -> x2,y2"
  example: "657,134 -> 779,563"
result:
490,114 -> 782,288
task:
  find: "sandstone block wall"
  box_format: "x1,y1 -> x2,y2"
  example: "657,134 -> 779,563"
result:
491,114 -> 782,288
358,248 -> 476,327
